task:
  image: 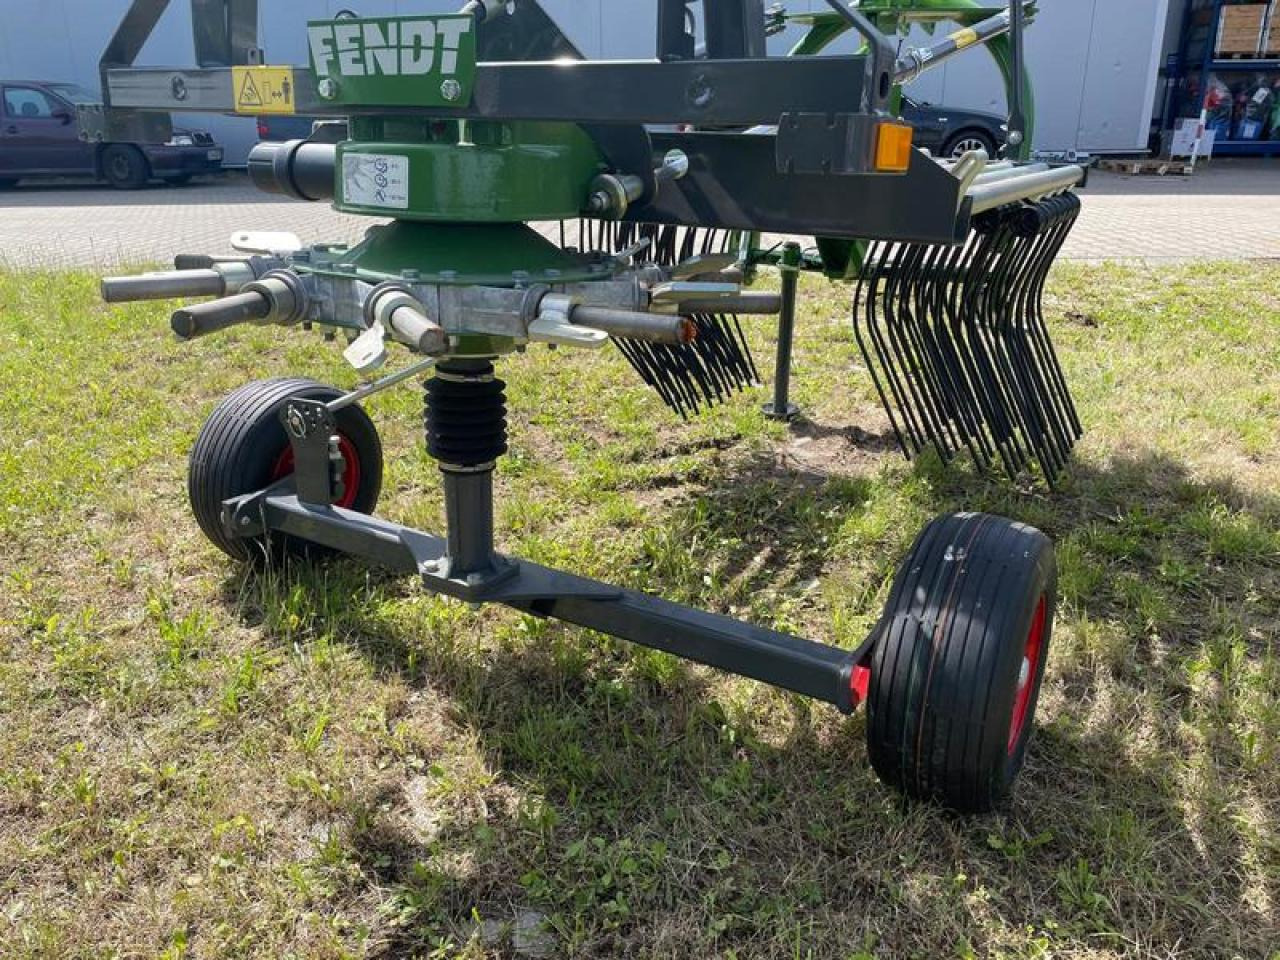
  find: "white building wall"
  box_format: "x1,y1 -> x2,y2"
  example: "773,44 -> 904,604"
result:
0,0 -> 1169,163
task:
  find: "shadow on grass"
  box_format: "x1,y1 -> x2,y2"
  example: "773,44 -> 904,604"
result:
228,446 -> 1278,958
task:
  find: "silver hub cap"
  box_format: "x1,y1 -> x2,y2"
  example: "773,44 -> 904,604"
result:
951,138 -> 989,158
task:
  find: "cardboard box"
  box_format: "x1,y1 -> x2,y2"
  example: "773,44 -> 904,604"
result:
1217,4 -> 1266,55
1267,17 -> 1280,56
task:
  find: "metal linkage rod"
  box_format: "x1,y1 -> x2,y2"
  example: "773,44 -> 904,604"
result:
895,2 -> 1035,85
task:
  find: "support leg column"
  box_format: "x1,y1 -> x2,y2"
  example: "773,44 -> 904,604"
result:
425,358 -> 510,583
763,241 -> 802,421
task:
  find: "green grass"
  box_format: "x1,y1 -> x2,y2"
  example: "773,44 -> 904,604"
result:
1,263 -> 1277,959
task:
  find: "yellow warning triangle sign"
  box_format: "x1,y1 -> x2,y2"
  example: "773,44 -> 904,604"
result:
238,72 -> 264,108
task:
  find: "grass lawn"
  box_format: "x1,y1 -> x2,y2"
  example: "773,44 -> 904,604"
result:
0,262 -> 1277,959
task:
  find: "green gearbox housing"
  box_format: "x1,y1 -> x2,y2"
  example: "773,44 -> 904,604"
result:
308,15 -> 607,224
335,118 -> 606,222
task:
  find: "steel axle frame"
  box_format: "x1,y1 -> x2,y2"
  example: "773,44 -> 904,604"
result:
228,392 -> 872,715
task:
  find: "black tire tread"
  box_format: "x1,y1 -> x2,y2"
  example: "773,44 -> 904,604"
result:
102,144 -> 150,190
867,512 -> 1055,812
189,378 -> 382,560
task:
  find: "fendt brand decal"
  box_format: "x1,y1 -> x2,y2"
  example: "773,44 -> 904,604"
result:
304,15 -> 478,107
308,17 -> 473,79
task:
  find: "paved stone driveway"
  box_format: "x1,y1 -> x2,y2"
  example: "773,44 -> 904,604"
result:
1,159 -> 1276,270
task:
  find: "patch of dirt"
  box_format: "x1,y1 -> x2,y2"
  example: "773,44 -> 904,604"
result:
780,416 -> 897,477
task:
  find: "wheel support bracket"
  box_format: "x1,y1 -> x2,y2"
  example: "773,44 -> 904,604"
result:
223,487 -> 868,714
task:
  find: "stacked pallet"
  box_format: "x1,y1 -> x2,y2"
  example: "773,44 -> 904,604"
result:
1267,7 -> 1280,55
1217,3 -> 1267,56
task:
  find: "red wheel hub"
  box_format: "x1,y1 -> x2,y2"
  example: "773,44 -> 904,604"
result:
1007,595 -> 1046,756
271,434 -> 363,509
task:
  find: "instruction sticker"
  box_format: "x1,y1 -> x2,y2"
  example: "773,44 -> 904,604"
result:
342,153 -> 410,209
232,66 -> 297,115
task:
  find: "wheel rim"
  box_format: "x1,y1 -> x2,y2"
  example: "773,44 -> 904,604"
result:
110,155 -> 130,179
271,434 -> 362,510
951,137 -> 989,159
1007,595 -> 1046,756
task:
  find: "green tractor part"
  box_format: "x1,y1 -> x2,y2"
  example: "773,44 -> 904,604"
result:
100,0 -> 1084,813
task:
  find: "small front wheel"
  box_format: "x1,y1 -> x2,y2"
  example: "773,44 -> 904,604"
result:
189,378 -> 383,561
865,513 -> 1056,812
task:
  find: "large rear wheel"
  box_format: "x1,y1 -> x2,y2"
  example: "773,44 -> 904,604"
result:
865,513 -> 1056,812
188,378 -> 383,561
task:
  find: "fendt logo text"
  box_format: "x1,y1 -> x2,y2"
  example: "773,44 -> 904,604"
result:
308,18 -> 473,78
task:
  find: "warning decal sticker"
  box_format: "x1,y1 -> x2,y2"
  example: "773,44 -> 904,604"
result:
232,66 -> 297,115
342,153 -> 410,210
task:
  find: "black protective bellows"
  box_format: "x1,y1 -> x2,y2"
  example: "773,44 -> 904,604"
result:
424,365 -> 509,468
853,193 -> 1083,486
579,220 -> 759,418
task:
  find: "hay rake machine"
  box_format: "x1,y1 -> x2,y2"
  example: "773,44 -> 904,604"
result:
101,0 -> 1084,811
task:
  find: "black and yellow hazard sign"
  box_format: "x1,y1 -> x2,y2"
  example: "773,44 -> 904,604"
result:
232,66 -> 297,115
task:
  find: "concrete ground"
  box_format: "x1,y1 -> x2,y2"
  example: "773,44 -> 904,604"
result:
0,159 -> 1276,270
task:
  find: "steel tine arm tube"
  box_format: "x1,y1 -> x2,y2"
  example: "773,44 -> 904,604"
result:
171,290 -> 271,339
571,306 -> 696,344
101,265 -> 252,303
967,167 -> 1084,214
674,293 -> 783,315
102,269 -> 226,303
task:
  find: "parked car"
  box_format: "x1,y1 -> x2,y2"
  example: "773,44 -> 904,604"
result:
899,96 -> 1008,159
257,115 -> 349,142
256,114 -> 323,142
0,81 -> 223,189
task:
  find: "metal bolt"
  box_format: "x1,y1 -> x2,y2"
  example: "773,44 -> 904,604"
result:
317,78 -> 339,100
687,73 -> 714,109
440,78 -> 462,102
239,516 -> 251,527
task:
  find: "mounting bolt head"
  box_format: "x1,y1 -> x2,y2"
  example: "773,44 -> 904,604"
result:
317,78 -> 339,100
239,516 -> 251,527
440,78 -> 462,102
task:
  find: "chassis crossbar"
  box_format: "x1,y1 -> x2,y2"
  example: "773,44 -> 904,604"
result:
226,490 -> 865,713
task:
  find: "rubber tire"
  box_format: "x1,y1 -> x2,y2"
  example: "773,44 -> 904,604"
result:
102,144 -> 150,190
866,513 -> 1056,812
942,129 -> 998,161
189,378 -> 383,561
